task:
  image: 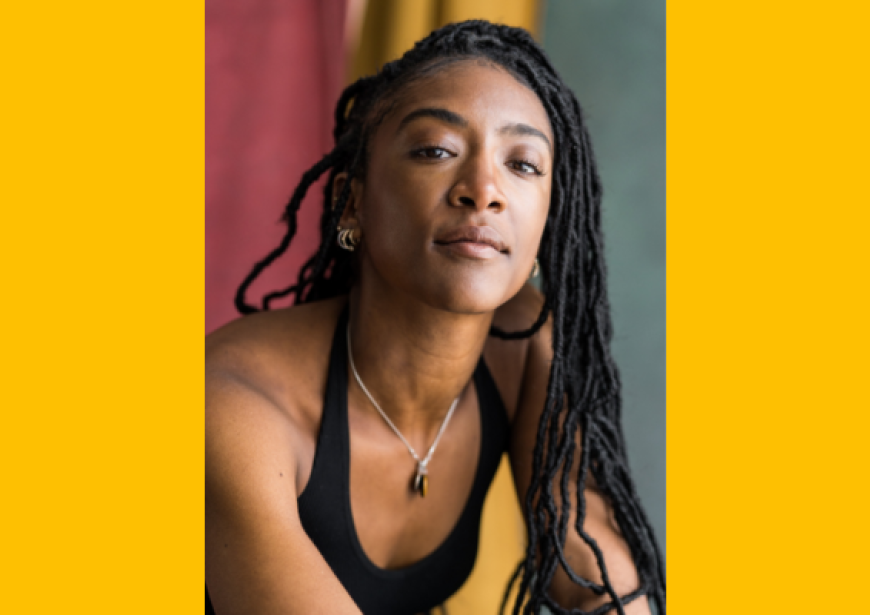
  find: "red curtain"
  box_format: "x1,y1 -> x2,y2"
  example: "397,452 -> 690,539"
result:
206,0 -> 348,333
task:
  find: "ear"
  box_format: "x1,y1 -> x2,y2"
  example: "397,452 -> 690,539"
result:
332,172 -> 364,229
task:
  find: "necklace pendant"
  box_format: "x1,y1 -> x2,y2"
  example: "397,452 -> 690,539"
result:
412,462 -> 429,498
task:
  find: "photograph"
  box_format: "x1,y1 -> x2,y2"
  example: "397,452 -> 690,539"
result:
205,1 -> 665,614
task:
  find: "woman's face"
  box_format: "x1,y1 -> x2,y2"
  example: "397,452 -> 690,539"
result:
345,60 -> 553,314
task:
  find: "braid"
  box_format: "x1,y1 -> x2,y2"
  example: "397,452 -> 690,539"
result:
234,20 -> 664,614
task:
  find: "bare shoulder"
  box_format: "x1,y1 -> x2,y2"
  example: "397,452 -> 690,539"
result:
205,296 -> 347,496
205,298 -> 365,614
206,296 -> 347,390
484,283 -> 551,424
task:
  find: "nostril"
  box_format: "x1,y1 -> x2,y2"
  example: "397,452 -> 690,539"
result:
458,196 -> 475,207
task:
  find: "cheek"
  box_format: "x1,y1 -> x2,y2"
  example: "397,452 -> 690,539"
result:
360,159 -> 446,243
512,183 -> 551,257
358,177 -> 436,261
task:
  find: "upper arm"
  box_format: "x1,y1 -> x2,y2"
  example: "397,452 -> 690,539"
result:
205,370 -> 362,615
507,306 -> 650,613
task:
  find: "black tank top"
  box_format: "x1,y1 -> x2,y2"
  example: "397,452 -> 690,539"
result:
206,307 -> 510,614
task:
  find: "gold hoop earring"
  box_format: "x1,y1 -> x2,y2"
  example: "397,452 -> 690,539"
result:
337,227 -> 359,251
529,258 -> 540,279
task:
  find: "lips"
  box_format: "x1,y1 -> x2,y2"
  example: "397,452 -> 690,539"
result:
434,225 -> 508,253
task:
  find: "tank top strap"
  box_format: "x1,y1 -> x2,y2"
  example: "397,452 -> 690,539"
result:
298,304 -> 351,504
471,352 -> 511,483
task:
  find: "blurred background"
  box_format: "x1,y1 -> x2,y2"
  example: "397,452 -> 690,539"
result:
205,0 -> 664,610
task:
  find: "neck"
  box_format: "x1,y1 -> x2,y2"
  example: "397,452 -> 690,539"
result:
346,282 -> 492,435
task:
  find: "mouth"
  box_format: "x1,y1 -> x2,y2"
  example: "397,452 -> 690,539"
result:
433,225 -> 509,259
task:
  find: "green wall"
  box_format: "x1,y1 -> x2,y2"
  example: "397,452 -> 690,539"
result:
543,0 -> 666,556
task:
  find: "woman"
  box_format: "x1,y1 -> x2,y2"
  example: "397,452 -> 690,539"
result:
205,20 -> 665,615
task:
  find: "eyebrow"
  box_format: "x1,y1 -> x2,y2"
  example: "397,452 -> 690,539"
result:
398,107 -> 468,130
498,123 -> 553,154
397,106 -> 552,154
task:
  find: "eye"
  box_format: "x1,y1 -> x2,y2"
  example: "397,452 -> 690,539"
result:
411,146 -> 453,160
508,159 -> 544,176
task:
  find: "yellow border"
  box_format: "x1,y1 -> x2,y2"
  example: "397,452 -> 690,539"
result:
2,2 -> 203,612
669,1 -> 870,611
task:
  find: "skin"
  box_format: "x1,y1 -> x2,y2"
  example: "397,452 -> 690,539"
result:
205,61 -> 650,614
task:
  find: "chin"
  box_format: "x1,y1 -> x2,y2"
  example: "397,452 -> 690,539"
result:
416,272 -> 521,315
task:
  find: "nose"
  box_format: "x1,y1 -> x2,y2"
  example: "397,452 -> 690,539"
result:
447,152 -> 507,212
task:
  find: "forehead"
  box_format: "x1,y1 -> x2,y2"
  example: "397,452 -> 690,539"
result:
375,59 -> 553,140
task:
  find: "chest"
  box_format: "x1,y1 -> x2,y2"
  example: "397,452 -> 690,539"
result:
295,342 -> 509,613
347,386 -> 482,570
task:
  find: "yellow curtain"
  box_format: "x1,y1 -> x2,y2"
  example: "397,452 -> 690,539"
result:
345,3 -> 542,612
349,0 -> 543,82
445,456 -> 526,613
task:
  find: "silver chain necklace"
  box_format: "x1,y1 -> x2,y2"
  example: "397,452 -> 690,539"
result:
346,323 -> 460,498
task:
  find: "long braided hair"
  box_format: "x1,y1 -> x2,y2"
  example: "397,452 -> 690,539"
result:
234,20 -> 665,615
